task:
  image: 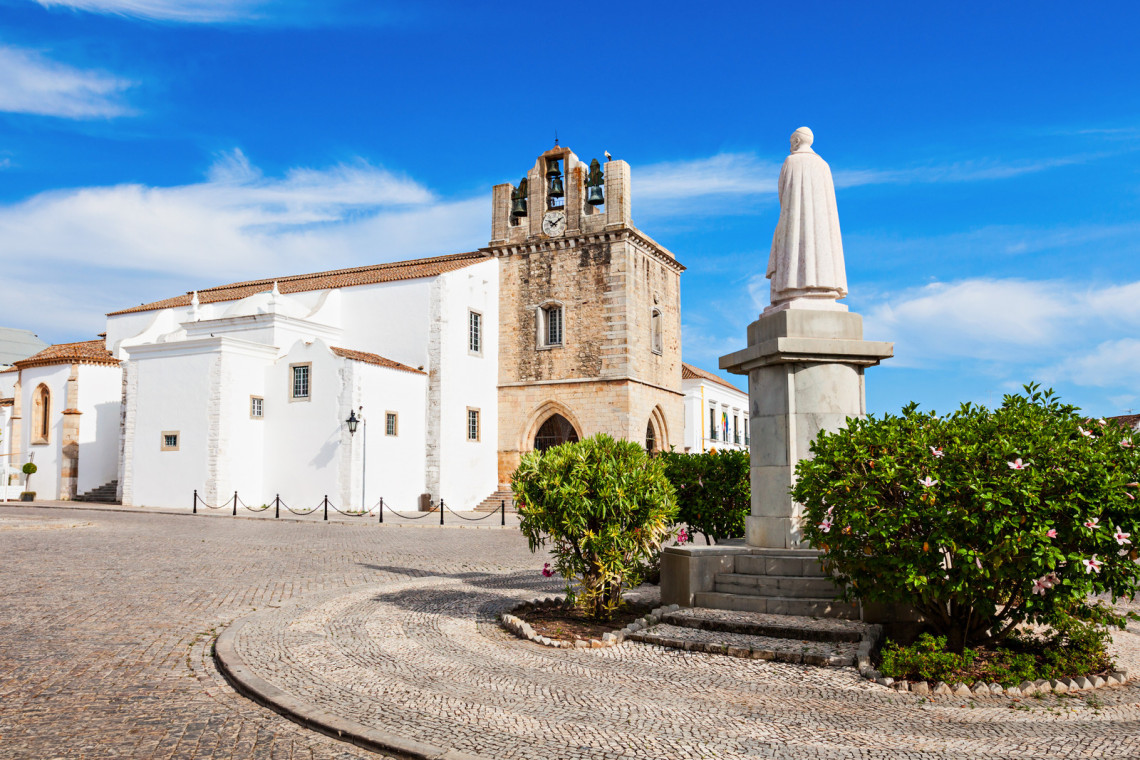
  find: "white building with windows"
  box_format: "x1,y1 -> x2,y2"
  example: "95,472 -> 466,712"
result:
681,363 -> 750,453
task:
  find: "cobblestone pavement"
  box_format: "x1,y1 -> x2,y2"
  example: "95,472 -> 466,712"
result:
5,504 -> 1140,760
0,504 -> 538,759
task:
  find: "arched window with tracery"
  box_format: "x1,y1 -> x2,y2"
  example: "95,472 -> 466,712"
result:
32,384 -> 50,444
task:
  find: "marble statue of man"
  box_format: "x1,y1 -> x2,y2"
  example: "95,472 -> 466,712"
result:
766,127 -> 848,309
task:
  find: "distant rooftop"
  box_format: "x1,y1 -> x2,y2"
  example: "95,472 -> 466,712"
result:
681,362 -> 744,394
107,251 -> 489,316
13,340 -> 119,370
0,327 -> 49,366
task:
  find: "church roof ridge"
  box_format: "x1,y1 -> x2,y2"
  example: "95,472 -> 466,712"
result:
108,250 -> 490,316
14,339 -> 119,370
330,346 -> 427,375
681,362 -> 744,394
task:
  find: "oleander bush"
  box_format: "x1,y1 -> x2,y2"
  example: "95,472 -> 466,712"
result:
794,384 -> 1140,653
659,449 -> 750,544
513,434 -> 678,621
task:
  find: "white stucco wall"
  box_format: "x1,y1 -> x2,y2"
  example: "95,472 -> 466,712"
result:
17,364 -> 70,499
682,377 -> 749,453
76,364 -> 123,494
435,260 -> 499,508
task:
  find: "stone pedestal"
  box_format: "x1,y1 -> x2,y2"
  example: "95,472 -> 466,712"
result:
720,308 -> 892,549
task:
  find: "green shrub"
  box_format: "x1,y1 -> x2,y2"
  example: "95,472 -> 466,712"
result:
513,434 -> 678,621
659,449 -> 749,543
794,384 -> 1140,652
879,634 -> 976,683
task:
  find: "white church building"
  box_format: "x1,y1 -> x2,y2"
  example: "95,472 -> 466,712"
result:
2,144 -> 747,508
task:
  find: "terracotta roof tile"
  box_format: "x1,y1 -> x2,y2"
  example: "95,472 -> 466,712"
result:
1108,414 -> 1140,431
14,340 -> 119,369
330,347 -> 426,375
0,366 -> 17,374
108,251 -> 490,316
682,362 -> 744,394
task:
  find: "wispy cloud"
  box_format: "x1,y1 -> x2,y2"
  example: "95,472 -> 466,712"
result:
635,150 -> 1095,219
34,0 -> 271,23
0,150 -> 487,339
0,44 -> 135,118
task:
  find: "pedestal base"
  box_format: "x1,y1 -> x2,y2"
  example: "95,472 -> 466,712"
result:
745,515 -> 803,550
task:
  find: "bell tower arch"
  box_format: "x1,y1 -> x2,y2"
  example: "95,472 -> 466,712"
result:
487,144 -> 685,485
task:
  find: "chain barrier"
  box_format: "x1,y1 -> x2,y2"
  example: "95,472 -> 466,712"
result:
190,491 -> 509,526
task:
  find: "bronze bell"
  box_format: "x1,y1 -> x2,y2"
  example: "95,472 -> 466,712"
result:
586,185 -> 604,206
548,174 -> 564,198
545,159 -> 561,178
511,196 -> 527,216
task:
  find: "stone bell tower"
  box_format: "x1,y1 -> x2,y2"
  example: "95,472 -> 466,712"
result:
486,143 -> 686,485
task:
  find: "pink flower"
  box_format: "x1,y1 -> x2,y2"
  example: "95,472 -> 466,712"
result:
1084,517 -> 1100,530
975,556 -> 983,570
541,563 -> 554,578
919,476 -> 938,488
676,528 -> 690,545
1129,493 -> 1136,501
1031,578 -> 1050,595
1122,439 -> 1134,449
1046,528 -> 1057,538
930,446 -> 944,458
1078,427 -> 1093,438
1114,527 -> 1131,546
818,519 -> 833,533
1082,555 -> 1103,574
1008,458 -> 1026,470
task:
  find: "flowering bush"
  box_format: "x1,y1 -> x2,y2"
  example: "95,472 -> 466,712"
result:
513,434 -> 678,621
658,449 -> 750,543
794,384 -> 1140,653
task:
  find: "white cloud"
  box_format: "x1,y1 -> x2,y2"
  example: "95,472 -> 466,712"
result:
0,44 -> 134,118
0,151 -> 488,339
34,0 -> 268,23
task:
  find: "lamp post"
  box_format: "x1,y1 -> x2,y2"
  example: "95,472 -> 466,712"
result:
346,408 -> 366,510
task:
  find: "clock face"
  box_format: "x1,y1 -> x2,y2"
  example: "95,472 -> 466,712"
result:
542,211 -> 567,237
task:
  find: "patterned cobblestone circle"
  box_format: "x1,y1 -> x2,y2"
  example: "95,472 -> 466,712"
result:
223,574 -> 1140,760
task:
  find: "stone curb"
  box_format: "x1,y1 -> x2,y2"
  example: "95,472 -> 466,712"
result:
501,598 -> 680,649
1,502 -> 520,530
859,656 -> 1130,698
215,612 -> 494,760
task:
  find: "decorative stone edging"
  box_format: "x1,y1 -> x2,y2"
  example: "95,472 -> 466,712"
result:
501,597 -> 680,649
860,660 -> 1131,697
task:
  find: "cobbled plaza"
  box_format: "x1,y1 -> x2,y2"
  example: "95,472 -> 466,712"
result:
2,503 -> 1140,759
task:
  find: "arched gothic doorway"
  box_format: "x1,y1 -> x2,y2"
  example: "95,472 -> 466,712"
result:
534,414 -> 579,451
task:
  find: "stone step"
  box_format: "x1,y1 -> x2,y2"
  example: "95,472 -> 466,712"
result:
662,607 -> 865,643
693,591 -> 860,619
628,623 -> 858,666
472,490 -> 516,513
713,573 -> 844,599
735,553 -> 831,578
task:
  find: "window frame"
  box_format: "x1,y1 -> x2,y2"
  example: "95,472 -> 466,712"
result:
31,383 -> 51,445
651,307 -> 663,355
385,411 -> 398,437
250,395 -> 264,419
466,407 -> 480,442
536,300 -> 564,350
708,406 -> 717,441
468,309 -> 483,356
161,431 -> 180,451
289,362 -> 312,402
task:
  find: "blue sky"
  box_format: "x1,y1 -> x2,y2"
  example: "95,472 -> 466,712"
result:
2,1 -> 1139,418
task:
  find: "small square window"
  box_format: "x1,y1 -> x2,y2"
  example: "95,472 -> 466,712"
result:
385,411 -> 398,436
467,408 -> 480,441
250,396 -> 264,418
468,310 -> 482,355
290,363 -> 311,401
161,431 -> 179,451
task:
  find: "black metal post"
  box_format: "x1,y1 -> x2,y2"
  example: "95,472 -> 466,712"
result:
501,498 -> 505,526
193,489 -> 198,514
439,498 -> 444,525
275,494 -> 280,519
378,497 -> 383,524
323,495 -> 328,521
232,491 -> 238,516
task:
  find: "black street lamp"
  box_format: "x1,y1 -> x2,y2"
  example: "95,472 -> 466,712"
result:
346,410 -> 359,435
345,408 -> 367,510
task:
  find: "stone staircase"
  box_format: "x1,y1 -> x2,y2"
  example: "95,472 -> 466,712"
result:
75,480 -> 119,504
473,488 -> 516,513
692,548 -> 859,619
626,606 -> 870,666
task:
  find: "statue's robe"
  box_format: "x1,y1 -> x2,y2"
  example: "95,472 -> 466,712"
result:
767,148 -> 848,303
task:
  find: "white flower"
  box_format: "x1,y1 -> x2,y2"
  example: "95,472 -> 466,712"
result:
1079,427 -> 1093,438
1098,418 -> 1107,426
1084,517 -> 1100,530
818,520 -> 833,533
1082,555 -> 1103,574
1031,578 -> 1049,595
930,446 -> 944,458
919,476 -> 938,488
1008,458 -> 1026,470
1114,527 -> 1131,545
